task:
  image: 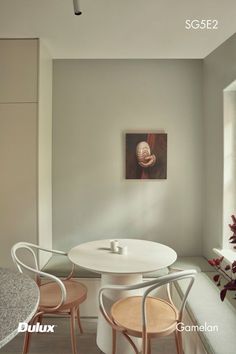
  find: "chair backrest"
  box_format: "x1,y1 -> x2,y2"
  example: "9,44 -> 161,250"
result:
99,269 -> 197,342
11,242 -> 67,311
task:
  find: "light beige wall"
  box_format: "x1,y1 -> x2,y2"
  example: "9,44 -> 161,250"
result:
0,39 -> 52,269
0,39 -> 38,268
203,33 -> 236,257
0,39 -> 38,103
53,59 -> 203,255
38,42 -> 52,267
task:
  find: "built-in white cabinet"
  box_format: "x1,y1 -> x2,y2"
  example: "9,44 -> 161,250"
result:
0,39 -> 52,269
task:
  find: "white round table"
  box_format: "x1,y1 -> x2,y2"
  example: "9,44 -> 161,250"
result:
68,239 -> 177,354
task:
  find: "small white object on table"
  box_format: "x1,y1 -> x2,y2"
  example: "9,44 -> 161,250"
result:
110,239 -> 119,253
68,239 -> 177,354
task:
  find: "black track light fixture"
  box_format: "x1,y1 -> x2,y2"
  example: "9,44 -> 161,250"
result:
73,0 -> 82,16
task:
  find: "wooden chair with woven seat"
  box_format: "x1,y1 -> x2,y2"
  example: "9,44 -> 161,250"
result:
11,242 -> 87,354
99,269 -> 197,354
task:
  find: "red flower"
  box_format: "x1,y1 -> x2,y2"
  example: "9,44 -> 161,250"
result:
208,259 -> 216,266
208,257 -> 223,267
232,261 -> 236,273
220,288 -> 227,301
213,274 -> 220,282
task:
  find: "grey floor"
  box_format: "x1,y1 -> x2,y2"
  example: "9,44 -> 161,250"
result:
0,317 -> 177,354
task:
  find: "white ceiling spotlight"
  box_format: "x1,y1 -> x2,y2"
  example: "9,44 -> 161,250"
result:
73,0 -> 82,16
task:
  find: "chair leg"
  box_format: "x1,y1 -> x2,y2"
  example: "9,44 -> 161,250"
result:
112,328 -> 116,354
38,314 -> 43,325
175,330 -> 183,354
70,307 -> 78,354
142,331 -> 148,354
147,337 -> 151,354
22,331 -> 31,354
123,332 -> 139,354
76,307 -> 83,334
22,314 -> 40,354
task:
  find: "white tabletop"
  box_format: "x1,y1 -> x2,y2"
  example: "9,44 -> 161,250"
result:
68,239 -> 177,274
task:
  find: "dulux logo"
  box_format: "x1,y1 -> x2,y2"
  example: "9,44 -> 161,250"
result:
18,322 -> 56,333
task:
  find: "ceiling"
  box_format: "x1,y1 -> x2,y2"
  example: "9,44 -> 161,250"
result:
0,0 -> 236,59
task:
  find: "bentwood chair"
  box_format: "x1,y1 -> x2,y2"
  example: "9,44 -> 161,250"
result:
11,242 -> 87,354
99,269 -> 196,354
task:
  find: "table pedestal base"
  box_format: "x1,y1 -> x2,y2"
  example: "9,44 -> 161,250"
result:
97,273 -> 143,354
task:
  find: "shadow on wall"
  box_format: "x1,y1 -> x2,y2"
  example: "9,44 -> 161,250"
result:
54,156 -> 199,256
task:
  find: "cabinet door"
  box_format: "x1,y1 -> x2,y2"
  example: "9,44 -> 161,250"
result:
0,103 -> 37,269
0,39 -> 38,103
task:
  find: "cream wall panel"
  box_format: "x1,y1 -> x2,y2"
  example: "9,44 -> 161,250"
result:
0,39 -> 38,103
0,103 -> 37,269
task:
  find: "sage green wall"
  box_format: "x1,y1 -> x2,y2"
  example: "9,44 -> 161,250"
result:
52,59 -> 203,255
203,34 -> 236,257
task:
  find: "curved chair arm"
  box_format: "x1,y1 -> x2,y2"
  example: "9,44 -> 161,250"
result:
64,262 -> 75,281
99,288 -> 127,331
26,242 -> 75,281
11,242 -> 67,311
166,266 -> 186,307
141,270 -> 196,334
12,241 -> 67,270
99,277 -> 157,329
99,270 -> 197,337
21,242 -> 75,281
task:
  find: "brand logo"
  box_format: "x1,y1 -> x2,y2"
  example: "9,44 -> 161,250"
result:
176,322 -> 218,332
18,322 -> 56,333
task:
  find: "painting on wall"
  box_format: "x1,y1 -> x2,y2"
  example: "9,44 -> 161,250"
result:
125,133 -> 167,179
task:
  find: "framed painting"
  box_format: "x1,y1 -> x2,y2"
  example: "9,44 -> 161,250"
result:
125,133 -> 167,179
